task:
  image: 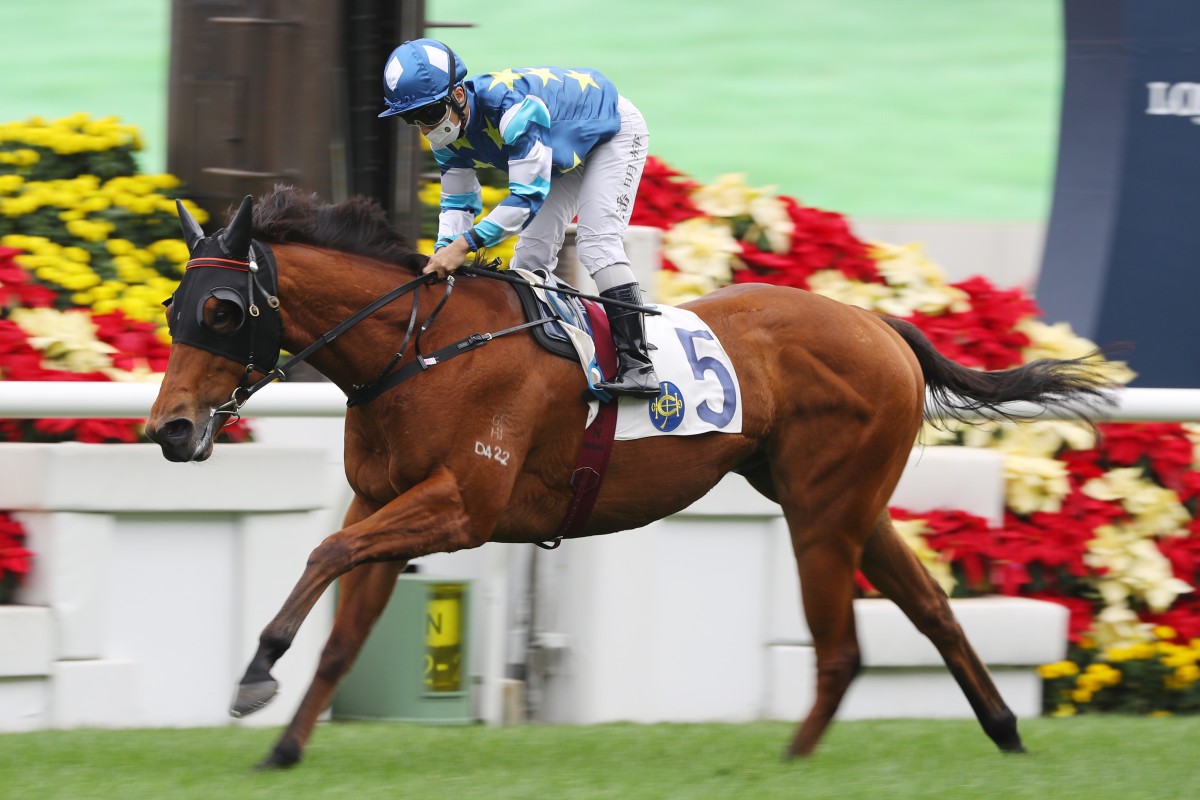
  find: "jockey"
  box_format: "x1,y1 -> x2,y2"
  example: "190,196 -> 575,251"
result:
378,38 -> 661,399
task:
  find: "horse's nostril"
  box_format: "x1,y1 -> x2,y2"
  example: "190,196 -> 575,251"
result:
158,418 -> 194,445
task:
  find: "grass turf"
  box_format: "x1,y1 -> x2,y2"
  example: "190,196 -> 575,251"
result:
4,716 -> 1200,799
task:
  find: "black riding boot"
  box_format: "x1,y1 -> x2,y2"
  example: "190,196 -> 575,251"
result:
595,283 -> 661,399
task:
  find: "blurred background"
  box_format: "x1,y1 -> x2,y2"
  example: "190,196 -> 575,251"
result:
0,0 -> 1060,288
0,0 -> 1061,218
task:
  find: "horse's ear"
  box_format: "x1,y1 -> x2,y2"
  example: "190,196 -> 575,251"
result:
176,199 -> 205,251
218,195 -> 254,260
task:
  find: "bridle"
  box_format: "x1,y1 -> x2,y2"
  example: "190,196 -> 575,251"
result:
178,245 -> 563,426
200,242 -> 445,426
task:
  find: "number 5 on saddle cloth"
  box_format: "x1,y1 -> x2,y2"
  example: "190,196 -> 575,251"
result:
509,268 -> 744,439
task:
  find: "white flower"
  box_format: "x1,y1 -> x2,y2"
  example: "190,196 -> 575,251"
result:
1085,523 -> 1193,614
655,269 -> 719,307
1091,601 -> 1153,648
10,307 -> 115,373
1003,453 -> 1071,514
662,217 -> 740,282
747,195 -> 793,253
1017,318 -> 1136,385
989,421 -> 1096,460
808,242 -> 969,318
1083,468 -> 1190,537
869,242 -> 971,317
691,173 -> 761,218
806,271 -> 892,310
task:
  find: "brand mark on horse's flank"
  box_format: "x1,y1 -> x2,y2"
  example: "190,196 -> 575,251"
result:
474,441 -> 510,466
649,381 -> 685,432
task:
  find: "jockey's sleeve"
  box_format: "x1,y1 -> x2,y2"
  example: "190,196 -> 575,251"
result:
432,151 -> 483,251
468,96 -> 552,248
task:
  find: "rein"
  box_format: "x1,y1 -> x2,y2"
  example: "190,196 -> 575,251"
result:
211,262 -> 566,423
211,269 -> 438,424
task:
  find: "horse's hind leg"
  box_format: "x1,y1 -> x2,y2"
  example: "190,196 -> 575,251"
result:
786,526 -> 864,758
256,559 -> 405,768
859,513 -> 1025,754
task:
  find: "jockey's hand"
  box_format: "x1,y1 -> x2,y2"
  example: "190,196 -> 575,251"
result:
423,236 -> 471,279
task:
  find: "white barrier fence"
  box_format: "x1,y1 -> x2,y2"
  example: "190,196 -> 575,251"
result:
1,381 -> 1199,422
2,381 -> 1200,732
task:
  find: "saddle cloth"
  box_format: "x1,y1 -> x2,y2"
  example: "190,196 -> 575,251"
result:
513,269 -> 744,439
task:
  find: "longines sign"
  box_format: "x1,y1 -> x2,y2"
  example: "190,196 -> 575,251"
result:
1039,0 -> 1200,388
1146,82 -> 1200,120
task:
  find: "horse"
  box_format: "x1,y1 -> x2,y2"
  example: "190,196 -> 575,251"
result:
146,186 -> 1113,769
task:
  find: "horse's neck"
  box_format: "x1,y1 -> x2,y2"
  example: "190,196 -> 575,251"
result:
272,244 -> 421,391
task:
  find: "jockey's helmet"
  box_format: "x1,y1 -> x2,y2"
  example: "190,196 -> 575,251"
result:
378,39 -> 468,120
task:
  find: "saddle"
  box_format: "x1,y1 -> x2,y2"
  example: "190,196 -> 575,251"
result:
504,269 -> 588,362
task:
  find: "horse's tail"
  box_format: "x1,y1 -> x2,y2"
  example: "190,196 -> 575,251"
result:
881,316 -> 1117,425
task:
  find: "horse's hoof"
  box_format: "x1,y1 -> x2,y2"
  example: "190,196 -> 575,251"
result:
254,744 -> 301,771
230,679 -> 279,718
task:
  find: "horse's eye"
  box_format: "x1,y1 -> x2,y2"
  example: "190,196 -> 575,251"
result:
202,296 -> 244,335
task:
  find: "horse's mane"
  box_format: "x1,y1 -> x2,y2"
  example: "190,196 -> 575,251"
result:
249,184 -> 424,269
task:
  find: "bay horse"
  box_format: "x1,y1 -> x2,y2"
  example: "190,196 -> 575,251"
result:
147,186 -> 1112,769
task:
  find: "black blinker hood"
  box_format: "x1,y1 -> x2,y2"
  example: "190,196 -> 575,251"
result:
168,196 -> 282,371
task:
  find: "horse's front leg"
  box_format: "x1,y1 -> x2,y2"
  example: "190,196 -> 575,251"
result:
255,559 -> 405,768
231,467 -> 481,746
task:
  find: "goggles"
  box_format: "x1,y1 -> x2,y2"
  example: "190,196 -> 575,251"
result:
400,100 -> 451,127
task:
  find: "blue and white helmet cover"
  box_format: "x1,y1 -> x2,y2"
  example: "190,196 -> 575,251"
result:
379,39 -> 469,118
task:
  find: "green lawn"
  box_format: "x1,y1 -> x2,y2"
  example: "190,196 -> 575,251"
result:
3,717 -> 1199,799
1,1 -> 1060,220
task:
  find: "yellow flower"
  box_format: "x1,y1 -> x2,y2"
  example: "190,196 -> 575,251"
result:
1038,660 -> 1080,680
1154,625 -> 1178,641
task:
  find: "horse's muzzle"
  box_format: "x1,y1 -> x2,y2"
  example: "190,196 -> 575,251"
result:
146,416 -> 216,462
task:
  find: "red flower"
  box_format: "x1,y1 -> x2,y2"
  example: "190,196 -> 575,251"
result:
904,277 -> 1037,370
1025,593 -> 1097,643
0,247 -> 57,309
732,198 -> 877,289
1096,423 -> 1194,493
0,512 -> 34,584
1142,596 -> 1200,641
90,311 -> 171,373
629,156 -> 702,230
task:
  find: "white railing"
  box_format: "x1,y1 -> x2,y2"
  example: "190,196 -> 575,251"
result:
0,381 -> 1199,422
0,381 -> 346,418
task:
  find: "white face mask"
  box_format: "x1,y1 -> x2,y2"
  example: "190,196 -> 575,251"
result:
424,112 -> 463,149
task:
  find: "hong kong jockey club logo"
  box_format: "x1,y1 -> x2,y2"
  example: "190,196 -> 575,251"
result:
648,381 -> 684,432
